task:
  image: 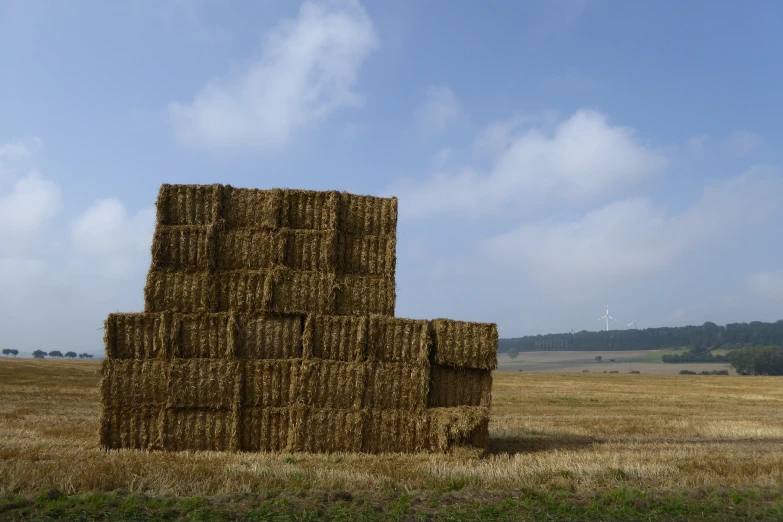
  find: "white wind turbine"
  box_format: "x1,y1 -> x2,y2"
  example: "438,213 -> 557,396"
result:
599,305 -> 618,331
626,318 -> 639,329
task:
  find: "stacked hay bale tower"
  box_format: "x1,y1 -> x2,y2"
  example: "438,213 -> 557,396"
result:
100,184 -> 497,453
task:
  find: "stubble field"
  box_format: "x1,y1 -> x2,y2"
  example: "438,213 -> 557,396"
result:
1,358 -> 782,520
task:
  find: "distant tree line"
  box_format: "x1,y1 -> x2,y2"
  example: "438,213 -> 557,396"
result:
500,320 -> 783,354
2,349 -> 19,357
727,346 -> 783,376
31,350 -> 93,359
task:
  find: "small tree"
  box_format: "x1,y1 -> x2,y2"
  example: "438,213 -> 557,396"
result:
595,355 -> 603,362
79,353 -> 94,359
32,350 -> 47,359
49,350 -> 64,359
65,351 -> 77,359
2,349 -> 9,357
10,349 -> 18,357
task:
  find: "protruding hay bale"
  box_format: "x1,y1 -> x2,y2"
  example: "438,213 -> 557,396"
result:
290,407 -> 365,453
429,406 -> 490,453
361,409 -> 431,453
367,316 -> 429,364
216,228 -> 283,269
281,189 -> 339,230
100,360 -> 169,408
151,226 -> 212,270
168,360 -> 241,409
242,360 -> 301,407
174,313 -> 237,358
217,271 -> 269,313
240,407 -> 292,452
222,186 -> 282,228
337,234 -> 396,278
156,184 -> 221,226
299,361 -> 367,409
105,313 -> 172,359
334,275 -> 395,316
162,408 -> 239,452
338,192 -> 398,236
429,319 -> 498,370
363,362 -> 428,410
238,315 -> 303,359
144,270 -> 217,313
100,406 -> 163,450
428,366 -> 492,408
283,229 -> 337,272
269,269 -> 335,315
302,314 -> 367,361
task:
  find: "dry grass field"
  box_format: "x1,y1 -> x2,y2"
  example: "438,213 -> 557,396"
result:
1,358 -> 783,519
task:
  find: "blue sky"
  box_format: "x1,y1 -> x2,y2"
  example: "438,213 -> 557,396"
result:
1,0 -> 782,355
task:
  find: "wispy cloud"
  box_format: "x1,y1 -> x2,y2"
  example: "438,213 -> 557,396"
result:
414,85 -> 465,136
726,130 -> 762,157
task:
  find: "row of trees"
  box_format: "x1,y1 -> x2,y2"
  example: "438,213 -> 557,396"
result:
2,349 -> 19,357
31,350 -> 94,359
727,346 -> 783,375
500,319 -> 783,354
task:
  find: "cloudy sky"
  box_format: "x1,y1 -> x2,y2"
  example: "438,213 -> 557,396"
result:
1,0 -> 782,355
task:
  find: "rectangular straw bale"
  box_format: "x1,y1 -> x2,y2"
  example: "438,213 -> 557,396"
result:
269,269 -> 335,315
162,408 -> 239,452
363,362 -> 428,410
367,315 -> 429,364
216,228 -> 283,269
217,270 -> 269,313
174,313 -> 237,358
100,360 -> 169,408
290,407 -> 365,453
282,229 -> 337,272
156,184 -> 221,226
100,406 -> 163,450
302,314 -> 367,361
428,406 -> 490,453
337,234 -> 396,278
240,407 -> 292,452
222,186 -> 282,228
169,359 -> 241,409
334,275 -> 395,316
105,312 -> 171,359
242,360 -> 301,407
238,315 -> 303,359
428,366 -> 492,408
338,192 -> 398,236
299,360 -> 367,409
151,226 -> 212,270
429,319 -> 498,370
361,409 -> 431,453
144,270 -> 217,313
280,189 -> 338,230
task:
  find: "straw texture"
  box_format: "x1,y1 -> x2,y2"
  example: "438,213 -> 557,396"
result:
240,407 -> 292,452
302,314 -> 367,361
299,361 -> 367,409
290,407 -> 365,453
222,186 -> 282,228
280,189 -> 338,230
174,313 -> 237,358
156,184 -> 221,226
363,362 -> 428,410
151,226 -> 212,270
216,229 -> 283,269
429,319 -> 498,370
144,270 -> 217,313
100,406 -> 163,450
238,315 -> 303,359
367,316 -> 429,364
168,360 -> 242,409
242,360 -> 301,408
104,313 -> 171,359
335,275 -> 395,316
162,408 -> 239,452
428,365 -> 492,408
338,192 -> 397,236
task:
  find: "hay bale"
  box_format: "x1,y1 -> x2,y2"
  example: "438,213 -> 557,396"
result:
282,229 -> 337,272
168,360 -> 241,409
222,186 -> 282,228
281,189 -> 338,230
299,361 -> 367,409
290,407 -> 364,453
269,269 -> 335,315
363,362 -> 428,410
162,408 -> 239,452
105,313 -> 172,359
100,406 -> 163,450
216,229 -> 284,269
361,409 -> 431,453
338,192 -> 397,236
367,315 -> 429,364
174,313 -> 237,358
337,234 -> 396,278
217,270 -> 269,313
156,184 -> 221,226
302,314 -> 367,361
242,360 -> 301,407
240,407 -> 292,452
144,270 -> 218,313
150,226 -> 212,270
100,360 -> 169,408
428,366 -> 492,408
334,275 -> 395,316
238,315 -> 303,359
429,319 -> 498,370
428,406 -> 489,453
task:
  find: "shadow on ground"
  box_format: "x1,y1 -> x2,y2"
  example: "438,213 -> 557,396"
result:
488,433 -> 600,455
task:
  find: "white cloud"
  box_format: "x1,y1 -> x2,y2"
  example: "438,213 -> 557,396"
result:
393,108 -> 668,219
748,270 -> 783,301
168,0 -> 378,152
726,130 -> 762,157
687,133 -> 709,155
0,137 -> 41,180
414,86 -> 464,136
0,171 -> 62,247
